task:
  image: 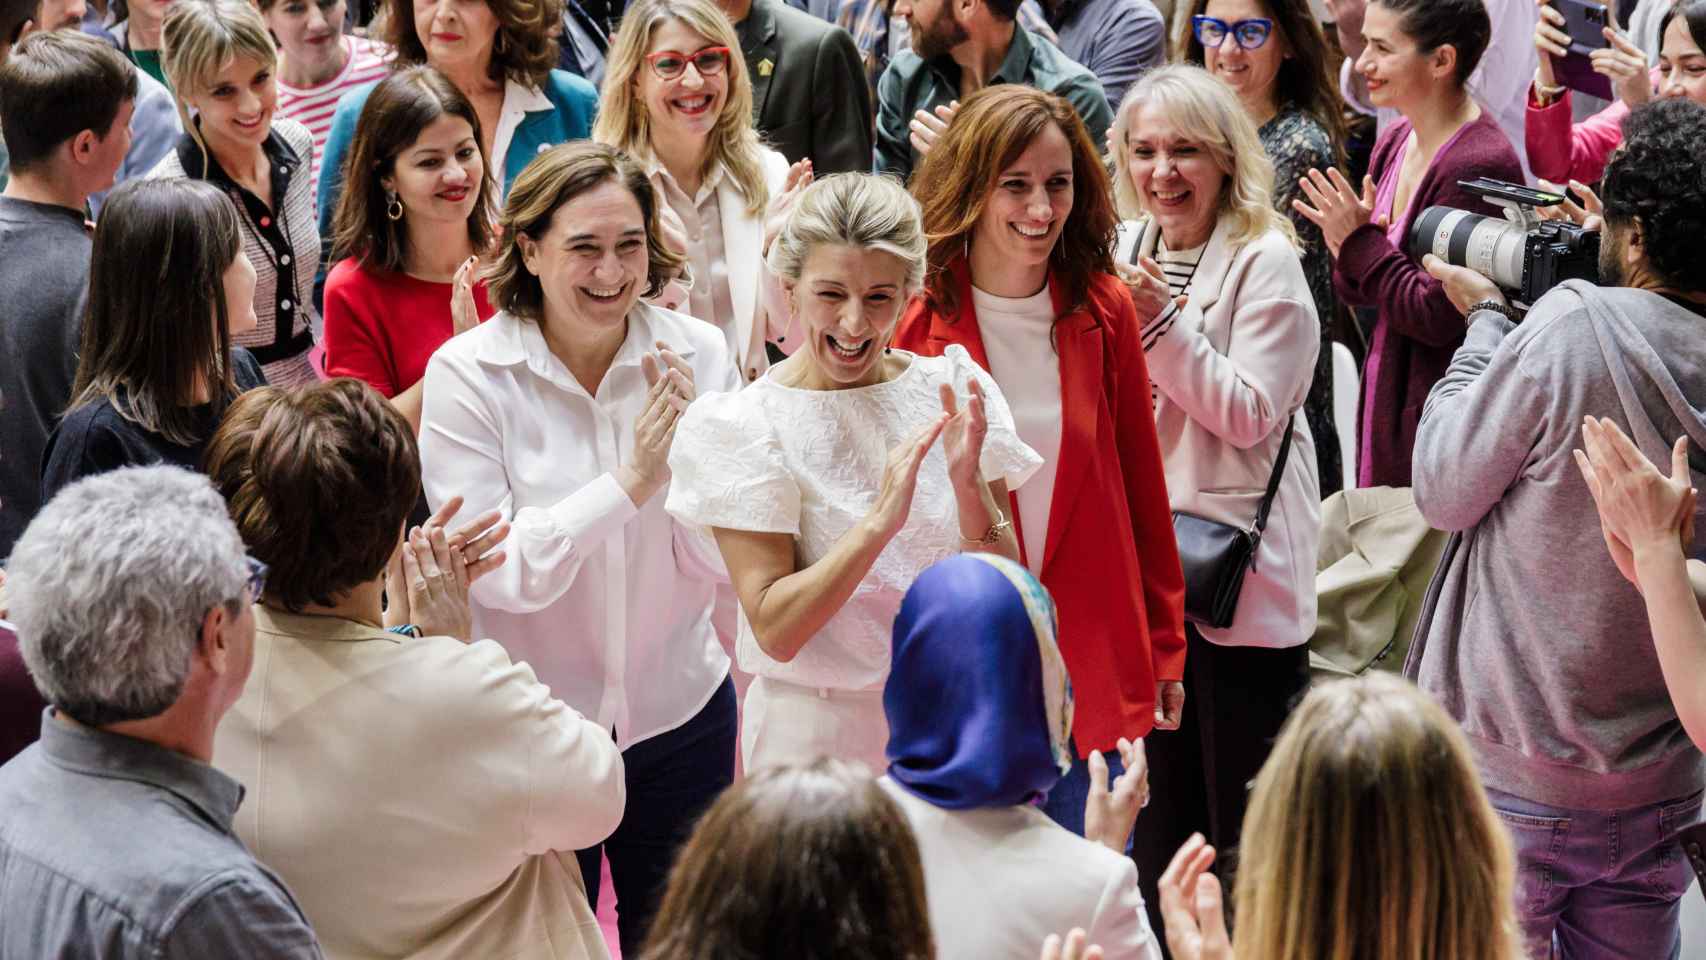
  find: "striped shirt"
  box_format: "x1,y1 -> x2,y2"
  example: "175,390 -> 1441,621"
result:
276,36 -> 392,184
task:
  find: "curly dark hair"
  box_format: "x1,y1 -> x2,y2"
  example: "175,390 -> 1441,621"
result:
1601,97 -> 1706,293
911,85 -> 1118,319
204,379 -> 422,612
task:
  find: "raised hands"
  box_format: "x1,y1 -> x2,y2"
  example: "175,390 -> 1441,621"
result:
1158,835 -> 1233,960
763,158 -> 816,257
618,341 -> 696,507
1575,417 -> 1697,589
1084,737 -> 1149,854
1536,178 -> 1604,231
384,494 -> 509,641
450,256 -> 483,335
1534,0 -> 1652,107
1293,167 -> 1381,258
910,100 -> 961,158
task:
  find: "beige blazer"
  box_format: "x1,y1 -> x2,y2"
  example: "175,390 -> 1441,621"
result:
878,779 -> 1162,960
1118,215 -> 1321,649
213,607 -> 626,960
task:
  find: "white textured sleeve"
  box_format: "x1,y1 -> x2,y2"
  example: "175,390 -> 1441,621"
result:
666,391 -> 802,535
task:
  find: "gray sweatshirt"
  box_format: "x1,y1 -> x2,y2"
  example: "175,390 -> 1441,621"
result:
1408,280 -> 1706,811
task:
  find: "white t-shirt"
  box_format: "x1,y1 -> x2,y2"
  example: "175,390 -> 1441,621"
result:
970,284 -> 1062,575
666,345 -> 1043,690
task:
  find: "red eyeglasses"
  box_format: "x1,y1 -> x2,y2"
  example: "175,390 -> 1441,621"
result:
644,45 -> 732,81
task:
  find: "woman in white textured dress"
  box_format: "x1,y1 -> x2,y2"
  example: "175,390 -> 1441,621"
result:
666,173 -> 1041,773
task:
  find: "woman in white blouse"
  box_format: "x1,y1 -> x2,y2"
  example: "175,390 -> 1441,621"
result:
594,0 -> 799,387
666,173 -> 1041,774
418,141 -> 736,957
1109,64 -> 1321,939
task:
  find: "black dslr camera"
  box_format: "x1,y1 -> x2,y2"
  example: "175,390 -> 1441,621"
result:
1408,178 -> 1600,307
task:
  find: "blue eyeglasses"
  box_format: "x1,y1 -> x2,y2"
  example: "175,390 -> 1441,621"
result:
1192,15 -> 1275,50
244,556 -> 269,602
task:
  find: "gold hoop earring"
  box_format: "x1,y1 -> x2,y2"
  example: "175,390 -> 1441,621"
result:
386,192 -> 403,221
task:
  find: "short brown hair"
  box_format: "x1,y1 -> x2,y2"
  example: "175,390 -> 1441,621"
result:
486,141 -> 684,321
380,0 -> 560,91
637,759 -> 935,960
204,378 -> 421,612
910,85 -> 1117,317
0,30 -> 136,171
331,65 -> 495,270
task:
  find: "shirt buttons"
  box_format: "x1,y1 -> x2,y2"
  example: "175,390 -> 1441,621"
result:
280,254 -> 291,266
538,143 -> 550,153
280,299 -> 293,311
259,216 -> 272,228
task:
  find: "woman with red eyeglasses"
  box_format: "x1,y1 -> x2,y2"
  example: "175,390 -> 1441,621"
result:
596,0 -> 805,389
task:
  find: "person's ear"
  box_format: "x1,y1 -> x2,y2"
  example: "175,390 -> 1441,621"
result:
67,128 -> 100,169
1625,217 -> 1646,264
198,603 -> 234,677
518,232 -> 541,276
1431,43 -> 1458,82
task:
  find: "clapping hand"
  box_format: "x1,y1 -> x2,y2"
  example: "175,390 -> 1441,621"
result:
1575,417 -> 1697,590
450,256 -> 482,335
865,416 -> 948,543
383,495 -> 509,641
618,341 -> 695,506
910,100 -> 961,157
1293,167 -> 1382,258
1039,928 -> 1104,960
939,380 -> 988,494
1114,256 -> 1187,324
1158,835 -> 1233,960
1084,738 -> 1149,854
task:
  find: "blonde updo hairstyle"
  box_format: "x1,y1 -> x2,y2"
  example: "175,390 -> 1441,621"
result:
1232,673 -> 1526,960
594,0 -> 769,217
1110,63 -> 1296,249
766,173 -> 927,294
160,0 -> 279,179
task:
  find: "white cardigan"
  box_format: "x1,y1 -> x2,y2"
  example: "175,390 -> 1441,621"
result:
1117,216 -> 1321,649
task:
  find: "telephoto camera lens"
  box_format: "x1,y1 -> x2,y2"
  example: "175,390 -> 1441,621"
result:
1409,207 -> 1530,292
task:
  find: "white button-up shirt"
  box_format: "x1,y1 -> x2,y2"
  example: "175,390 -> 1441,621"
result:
419,304 -> 739,749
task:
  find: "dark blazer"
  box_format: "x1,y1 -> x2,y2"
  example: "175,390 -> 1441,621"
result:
1334,112 -> 1521,488
736,0 -> 874,174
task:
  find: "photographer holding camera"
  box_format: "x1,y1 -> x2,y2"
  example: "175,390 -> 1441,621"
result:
1407,96 -> 1706,960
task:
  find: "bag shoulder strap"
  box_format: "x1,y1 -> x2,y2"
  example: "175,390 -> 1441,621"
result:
1250,415 -> 1295,539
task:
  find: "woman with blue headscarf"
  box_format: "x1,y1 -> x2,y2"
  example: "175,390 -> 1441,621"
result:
878,554 -> 1163,960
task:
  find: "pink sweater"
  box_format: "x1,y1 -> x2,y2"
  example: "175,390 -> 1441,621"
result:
1524,70 -> 1659,185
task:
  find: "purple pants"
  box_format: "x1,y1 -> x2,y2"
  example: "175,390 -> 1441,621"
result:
1489,786 -> 1703,959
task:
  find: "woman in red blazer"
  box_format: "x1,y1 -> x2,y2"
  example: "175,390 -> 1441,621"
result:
894,85 -> 1187,837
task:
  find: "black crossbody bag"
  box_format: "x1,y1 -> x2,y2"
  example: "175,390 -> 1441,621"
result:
1170,418 -> 1294,629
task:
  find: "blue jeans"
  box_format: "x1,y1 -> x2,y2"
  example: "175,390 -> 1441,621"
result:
1038,739 -> 1126,842
1489,787 -> 1703,960
576,676 -> 737,956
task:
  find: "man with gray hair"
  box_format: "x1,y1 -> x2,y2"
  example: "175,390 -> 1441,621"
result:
0,465 -> 323,959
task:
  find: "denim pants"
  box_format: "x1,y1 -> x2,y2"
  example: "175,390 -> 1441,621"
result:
1489,786 -> 1704,960
575,676 -> 737,956
1038,739 -> 1127,839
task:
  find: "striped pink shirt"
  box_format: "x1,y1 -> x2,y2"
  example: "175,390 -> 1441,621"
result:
276,35 -> 392,182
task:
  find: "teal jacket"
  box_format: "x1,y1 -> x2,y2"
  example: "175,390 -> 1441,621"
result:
315,70 -> 598,240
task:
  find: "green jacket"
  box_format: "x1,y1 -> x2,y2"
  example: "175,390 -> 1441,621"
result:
873,23 -> 1111,181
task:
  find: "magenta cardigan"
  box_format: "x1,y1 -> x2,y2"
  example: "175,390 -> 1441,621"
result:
1523,72 -> 1657,186
1333,112 -> 1523,488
